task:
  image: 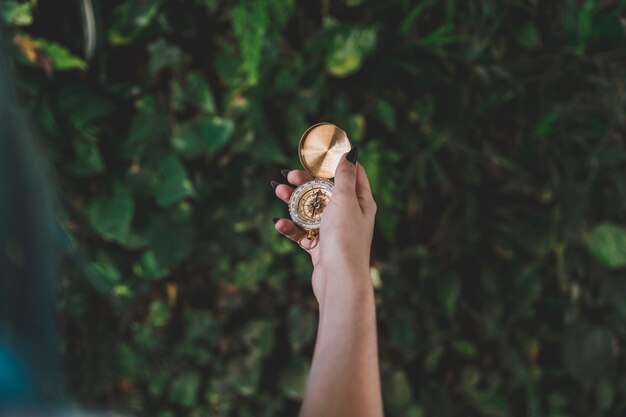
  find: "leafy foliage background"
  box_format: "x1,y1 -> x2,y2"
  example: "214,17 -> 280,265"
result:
3,0 -> 626,416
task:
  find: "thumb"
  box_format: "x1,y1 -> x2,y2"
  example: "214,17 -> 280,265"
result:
333,147 -> 358,197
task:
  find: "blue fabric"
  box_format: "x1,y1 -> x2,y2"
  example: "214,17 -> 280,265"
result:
0,342 -> 34,406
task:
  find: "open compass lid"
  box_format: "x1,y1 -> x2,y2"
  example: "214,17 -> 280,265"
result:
298,123 -> 352,179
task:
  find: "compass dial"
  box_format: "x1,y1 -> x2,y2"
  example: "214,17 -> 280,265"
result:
288,179 -> 334,230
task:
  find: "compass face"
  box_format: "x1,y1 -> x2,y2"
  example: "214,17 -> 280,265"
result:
289,179 -> 333,230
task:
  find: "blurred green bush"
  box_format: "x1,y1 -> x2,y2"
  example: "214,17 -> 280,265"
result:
3,0 -> 626,416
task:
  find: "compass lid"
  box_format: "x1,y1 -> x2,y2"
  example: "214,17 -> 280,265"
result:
298,123 -> 352,179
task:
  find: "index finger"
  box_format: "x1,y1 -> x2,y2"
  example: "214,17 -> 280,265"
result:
286,169 -> 314,186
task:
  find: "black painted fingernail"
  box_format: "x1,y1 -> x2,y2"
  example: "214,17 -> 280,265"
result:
271,180 -> 279,189
272,217 -> 279,224
346,146 -> 359,165
281,169 -> 290,178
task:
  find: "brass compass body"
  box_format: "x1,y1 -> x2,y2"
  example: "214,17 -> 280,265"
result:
289,178 -> 333,230
288,123 -> 351,247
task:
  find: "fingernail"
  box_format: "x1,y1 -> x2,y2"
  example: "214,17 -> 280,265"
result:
272,217 -> 279,224
270,180 -> 279,189
346,146 -> 359,165
280,169 -> 290,178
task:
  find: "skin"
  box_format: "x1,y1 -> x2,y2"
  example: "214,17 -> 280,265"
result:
274,154 -> 384,417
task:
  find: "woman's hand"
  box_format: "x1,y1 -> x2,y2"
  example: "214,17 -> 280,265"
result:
273,148 -> 384,417
273,148 -> 377,300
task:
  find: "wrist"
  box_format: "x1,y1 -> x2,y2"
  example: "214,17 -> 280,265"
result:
313,263 -> 373,305
315,256 -> 371,279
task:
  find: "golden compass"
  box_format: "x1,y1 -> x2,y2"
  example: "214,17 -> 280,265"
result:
288,123 -> 352,249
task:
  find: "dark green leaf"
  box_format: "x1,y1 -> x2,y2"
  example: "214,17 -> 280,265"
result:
170,372 -> 201,408
203,116 -> 234,155
146,215 -> 195,269
562,323 -> 615,383
148,299 -> 169,327
326,27 -> 377,77
588,223 -> 626,269
37,38 -> 86,70
88,184 -> 134,242
148,39 -> 184,75
2,1 -> 34,26
287,306 -> 316,352
279,357 -> 309,400
155,156 -> 195,206
108,0 -> 165,45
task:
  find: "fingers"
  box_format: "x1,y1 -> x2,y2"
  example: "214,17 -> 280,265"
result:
286,170 -> 313,186
274,169 -> 313,203
356,163 -> 376,214
274,218 -> 316,250
275,184 -> 293,204
333,150 -> 358,197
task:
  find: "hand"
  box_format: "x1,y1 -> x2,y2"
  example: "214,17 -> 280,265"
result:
273,149 -> 377,300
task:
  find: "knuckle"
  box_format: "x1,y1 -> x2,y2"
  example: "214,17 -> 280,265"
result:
336,162 -> 355,176
367,199 -> 378,213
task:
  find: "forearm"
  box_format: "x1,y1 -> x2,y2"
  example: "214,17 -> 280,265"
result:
299,266 -> 384,417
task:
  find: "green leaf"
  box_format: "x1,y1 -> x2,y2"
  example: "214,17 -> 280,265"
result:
469,391 -> 510,417
230,0 -> 293,85
108,0 -> 165,45
279,357 -> 309,400
146,215 -> 195,269
173,310 -> 220,365
172,120 -> 207,158
155,156 -> 195,206
133,250 -> 169,280
230,1 -> 267,85
89,184 -> 134,242
273,67 -> 298,93
424,345 -> 444,372
148,38 -> 184,75
587,223 -> 626,269
204,117 -> 234,155
287,306 -> 316,352
346,113 -> 366,143
123,95 -> 169,160
516,24 -> 542,50
170,372 -> 201,408
226,353 -> 263,396
148,370 -> 170,398
360,141 -> 402,241
56,86 -> 115,127
562,322 -> 614,383
148,299 -> 169,327
184,310 -> 219,344
399,0 -> 436,35
389,316 -> 418,354
375,100 -> 396,131
242,320 -> 275,357
452,340 -> 478,359
172,116 -> 234,159
86,259 -> 122,295
66,138 -> 105,176
171,72 -> 216,114
596,379 -> 614,411
326,26 -> 377,77
437,274 -> 460,317
2,0 -> 34,26
37,38 -> 87,70
531,111 -> 559,139
417,23 -> 456,46
383,370 -> 413,409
